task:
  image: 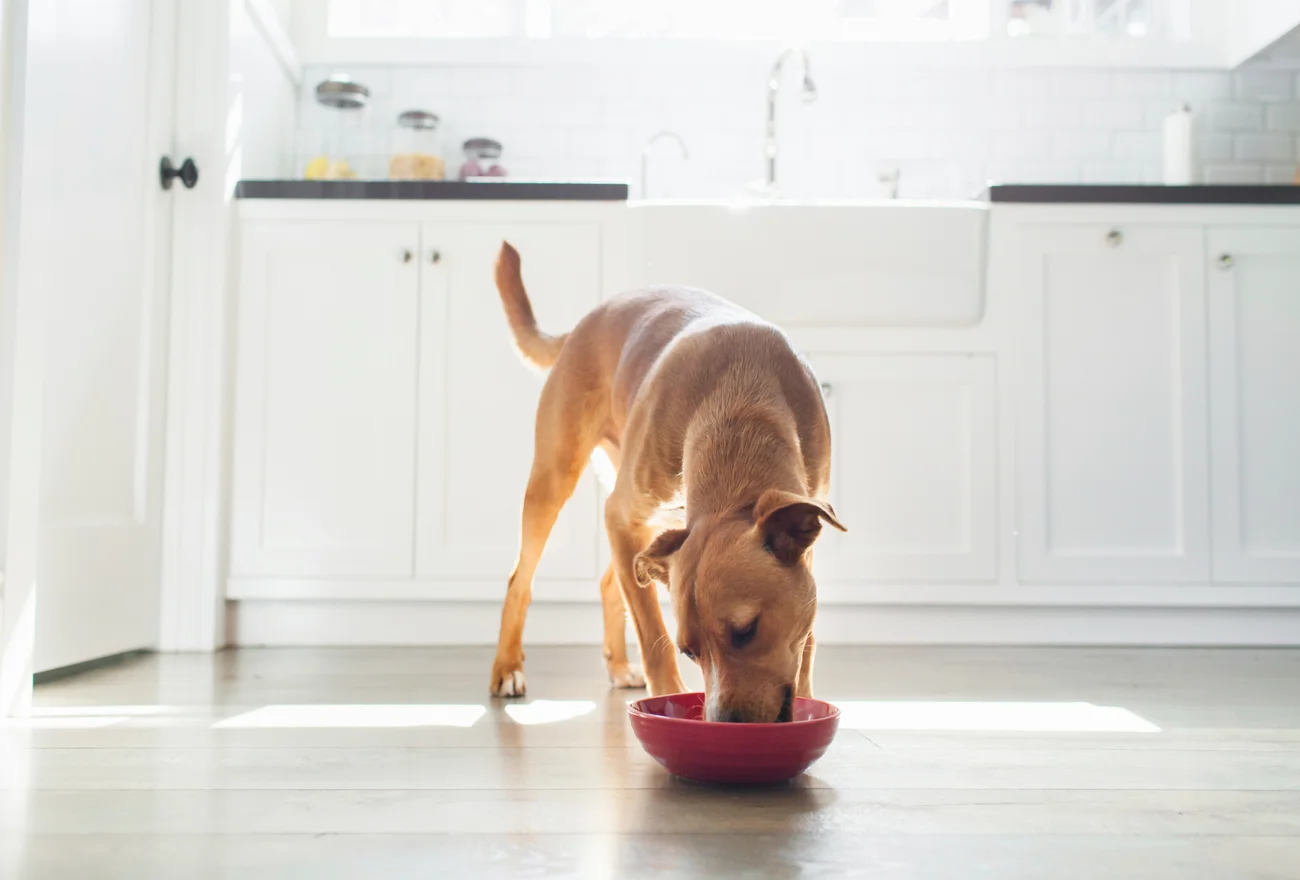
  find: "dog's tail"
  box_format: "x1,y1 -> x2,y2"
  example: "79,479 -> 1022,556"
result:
494,241 -> 567,371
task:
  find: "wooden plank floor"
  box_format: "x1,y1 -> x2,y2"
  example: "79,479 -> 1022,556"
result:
2,646 -> 1299,878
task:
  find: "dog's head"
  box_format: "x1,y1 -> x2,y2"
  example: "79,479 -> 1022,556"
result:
636,489 -> 845,723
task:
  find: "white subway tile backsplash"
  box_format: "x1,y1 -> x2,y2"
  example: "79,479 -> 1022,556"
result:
1203,164 -> 1264,184
1084,101 -> 1145,129
1264,163 -> 1298,184
1081,160 -> 1144,184
1234,133 -> 1294,163
1051,71 -> 1112,99
1196,133 -> 1233,162
1204,102 -> 1266,132
1234,70 -> 1293,102
1171,72 -> 1232,103
1111,72 -> 1171,99
990,129 -> 1054,161
988,70 -> 1050,101
1051,130 -> 1111,160
1266,104 -> 1300,132
1010,159 -> 1083,184
1022,101 -> 1087,129
1112,131 -> 1162,160
294,60 -> 1299,197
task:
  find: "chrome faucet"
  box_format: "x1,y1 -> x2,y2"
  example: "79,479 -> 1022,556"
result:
761,48 -> 817,195
640,130 -> 689,199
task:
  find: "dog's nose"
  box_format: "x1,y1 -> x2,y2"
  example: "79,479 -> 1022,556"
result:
777,685 -> 794,723
723,708 -> 746,724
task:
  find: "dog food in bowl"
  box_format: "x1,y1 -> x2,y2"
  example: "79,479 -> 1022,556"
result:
628,692 -> 839,785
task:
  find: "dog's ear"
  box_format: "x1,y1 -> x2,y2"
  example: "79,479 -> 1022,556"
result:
634,528 -> 689,587
753,489 -> 846,564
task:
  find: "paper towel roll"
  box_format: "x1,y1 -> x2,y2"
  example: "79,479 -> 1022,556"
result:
1163,104 -> 1195,186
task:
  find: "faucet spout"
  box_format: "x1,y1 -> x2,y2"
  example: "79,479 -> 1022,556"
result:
764,48 -> 817,194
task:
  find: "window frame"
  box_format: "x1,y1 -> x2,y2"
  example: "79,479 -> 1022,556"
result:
290,0 -> 1221,69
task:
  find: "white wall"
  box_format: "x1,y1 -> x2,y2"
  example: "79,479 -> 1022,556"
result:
290,57 -> 1300,198
1229,2 -> 1300,67
229,0 -> 298,181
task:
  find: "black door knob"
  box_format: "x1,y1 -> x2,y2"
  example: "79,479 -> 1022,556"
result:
160,156 -> 199,190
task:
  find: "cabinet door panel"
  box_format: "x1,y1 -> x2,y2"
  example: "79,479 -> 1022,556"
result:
1208,227 -> 1300,583
808,354 -> 998,585
1015,224 -> 1209,583
231,222 -> 420,577
416,224 -> 602,584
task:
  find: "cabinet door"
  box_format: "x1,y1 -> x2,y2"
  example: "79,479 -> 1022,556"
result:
416,223 -> 602,583
230,222 -> 420,578
807,354 -> 998,585
1208,228 -> 1300,583
1015,224 -> 1209,583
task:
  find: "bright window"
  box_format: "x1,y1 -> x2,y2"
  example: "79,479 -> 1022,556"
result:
326,0 -> 991,42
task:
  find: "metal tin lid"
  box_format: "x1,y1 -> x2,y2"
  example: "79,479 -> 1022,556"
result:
397,110 -> 440,130
463,137 -> 503,158
315,75 -> 370,110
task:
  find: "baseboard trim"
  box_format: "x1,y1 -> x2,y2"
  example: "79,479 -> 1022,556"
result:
33,649 -> 153,684
229,600 -> 1300,647
225,577 -> 1300,608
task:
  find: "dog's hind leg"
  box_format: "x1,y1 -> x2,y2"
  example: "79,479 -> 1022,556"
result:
490,378 -> 600,698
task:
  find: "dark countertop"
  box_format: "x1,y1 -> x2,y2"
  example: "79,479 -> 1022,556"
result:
990,184 -> 1300,205
234,180 -> 629,201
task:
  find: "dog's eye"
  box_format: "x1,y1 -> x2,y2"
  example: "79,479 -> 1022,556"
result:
730,619 -> 759,649
678,646 -> 697,662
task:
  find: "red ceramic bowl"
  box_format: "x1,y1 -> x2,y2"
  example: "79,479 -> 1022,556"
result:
627,692 -> 840,785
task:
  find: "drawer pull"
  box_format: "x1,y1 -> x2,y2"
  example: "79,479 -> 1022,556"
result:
1105,230 -> 1123,248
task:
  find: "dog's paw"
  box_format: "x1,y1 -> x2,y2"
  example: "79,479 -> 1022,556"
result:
490,665 -> 527,698
608,664 -> 646,690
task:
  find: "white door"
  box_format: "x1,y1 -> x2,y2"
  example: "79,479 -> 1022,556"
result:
31,0 -> 178,672
229,221 -> 420,579
1014,224 -> 1210,584
415,223 -> 602,587
807,354 -> 998,590
1208,227 -> 1300,583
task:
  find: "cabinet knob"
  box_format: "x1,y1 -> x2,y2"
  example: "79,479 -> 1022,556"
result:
402,249 -> 413,263
1217,253 -> 1234,270
430,250 -> 442,264
819,382 -> 832,398
1105,229 -> 1123,248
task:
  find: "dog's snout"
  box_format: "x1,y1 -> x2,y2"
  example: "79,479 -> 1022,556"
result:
777,684 -> 794,723
708,684 -> 797,724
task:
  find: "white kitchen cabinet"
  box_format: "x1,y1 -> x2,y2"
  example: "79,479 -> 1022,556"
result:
230,221 -> 421,578
1208,227 -> 1300,583
807,354 -> 998,585
1014,224 -> 1210,584
414,223 -> 603,584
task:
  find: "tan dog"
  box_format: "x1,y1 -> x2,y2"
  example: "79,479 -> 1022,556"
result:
489,243 -> 844,722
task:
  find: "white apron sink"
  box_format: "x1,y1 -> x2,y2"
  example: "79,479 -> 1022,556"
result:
625,200 -> 988,327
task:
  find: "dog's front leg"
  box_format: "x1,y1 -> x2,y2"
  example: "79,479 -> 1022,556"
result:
606,516 -> 685,697
796,632 -> 816,698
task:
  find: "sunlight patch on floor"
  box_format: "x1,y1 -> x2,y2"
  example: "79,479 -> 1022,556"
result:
504,700 -> 597,726
211,704 -> 488,729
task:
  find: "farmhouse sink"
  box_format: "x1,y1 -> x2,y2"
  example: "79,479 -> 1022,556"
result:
624,200 -> 988,327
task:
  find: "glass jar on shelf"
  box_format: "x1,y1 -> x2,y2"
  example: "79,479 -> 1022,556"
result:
389,110 -> 445,180
304,74 -> 369,180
